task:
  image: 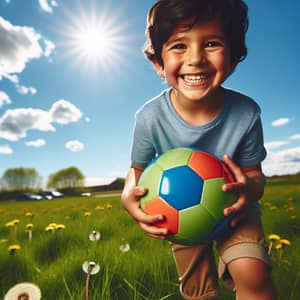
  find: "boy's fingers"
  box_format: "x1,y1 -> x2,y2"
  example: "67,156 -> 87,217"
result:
222,182 -> 245,193
139,222 -> 168,237
133,186 -> 147,196
224,198 -> 245,216
131,207 -> 164,224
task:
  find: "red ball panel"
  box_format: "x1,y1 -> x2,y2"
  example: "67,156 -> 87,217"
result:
189,151 -> 223,179
221,161 -> 235,183
144,196 -> 179,235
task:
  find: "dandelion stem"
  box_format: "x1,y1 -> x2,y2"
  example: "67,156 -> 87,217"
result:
268,242 -> 273,255
85,271 -> 91,300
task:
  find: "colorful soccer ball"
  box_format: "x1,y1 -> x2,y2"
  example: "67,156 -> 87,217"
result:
138,148 -> 236,245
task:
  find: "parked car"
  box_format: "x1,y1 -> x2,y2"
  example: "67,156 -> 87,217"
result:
17,193 -> 43,201
39,190 -> 64,199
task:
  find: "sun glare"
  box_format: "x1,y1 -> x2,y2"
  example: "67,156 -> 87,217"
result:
77,26 -> 114,59
60,1 -> 131,75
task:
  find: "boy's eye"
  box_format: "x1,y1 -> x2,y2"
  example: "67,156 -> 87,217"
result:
205,41 -> 221,48
171,43 -> 186,50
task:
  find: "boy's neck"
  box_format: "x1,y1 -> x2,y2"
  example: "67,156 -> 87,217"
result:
169,87 -> 225,127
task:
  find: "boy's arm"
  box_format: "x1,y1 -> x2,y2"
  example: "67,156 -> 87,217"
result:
222,155 -> 265,227
121,165 -> 168,239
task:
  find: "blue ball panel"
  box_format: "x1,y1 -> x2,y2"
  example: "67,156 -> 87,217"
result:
159,166 -> 203,210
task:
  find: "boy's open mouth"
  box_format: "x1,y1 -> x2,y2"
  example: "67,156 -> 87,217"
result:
181,73 -> 210,84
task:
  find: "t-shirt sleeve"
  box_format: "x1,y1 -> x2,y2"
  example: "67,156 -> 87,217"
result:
130,112 -> 156,168
235,115 -> 267,167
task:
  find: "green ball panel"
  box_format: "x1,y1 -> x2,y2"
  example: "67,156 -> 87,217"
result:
168,204 -> 216,245
156,148 -> 193,170
138,163 -> 163,210
201,178 -> 236,220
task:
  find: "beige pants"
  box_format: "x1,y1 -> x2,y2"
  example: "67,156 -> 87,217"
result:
171,206 -> 271,300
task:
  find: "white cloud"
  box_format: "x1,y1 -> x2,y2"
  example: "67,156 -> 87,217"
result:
0,91 -> 11,108
289,134 -> 300,140
0,16 -> 55,82
0,17 -> 42,78
0,108 -> 55,141
271,118 -> 290,127
25,138 -> 46,147
263,146 -> 300,176
0,100 -> 82,142
38,0 -> 58,13
50,100 -> 82,124
0,144 -> 13,154
65,140 -> 84,152
264,141 -> 289,151
17,85 -> 37,95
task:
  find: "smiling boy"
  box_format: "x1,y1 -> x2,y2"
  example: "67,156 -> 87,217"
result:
121,1 -> 277,299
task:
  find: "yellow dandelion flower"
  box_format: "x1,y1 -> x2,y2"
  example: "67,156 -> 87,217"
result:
270,205 -> 277,211
84,212 -> 91,217
48,223 -> 57,228
8,244 -> 21,254
26,223 -> 34,229
268,234 -> 281,255
56,224 -> 65,230
278,239 -> 291,248
290,215 -> 297,219
12,219 -> 20,225
106,204 -> 113,209
268,234 -> 280,241
276,239 -> 291,263
25,212 -> 33,217
95,206 -> 105,211
5,221 -> 15,228
45,225 -> 55,232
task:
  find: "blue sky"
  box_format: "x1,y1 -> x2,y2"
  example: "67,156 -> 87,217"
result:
0,0 -> 299,186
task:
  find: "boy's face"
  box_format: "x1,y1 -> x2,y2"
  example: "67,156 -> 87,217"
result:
153,18 -> 235,104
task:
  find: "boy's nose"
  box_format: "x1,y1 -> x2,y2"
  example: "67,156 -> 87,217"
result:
187,47 -> 206,66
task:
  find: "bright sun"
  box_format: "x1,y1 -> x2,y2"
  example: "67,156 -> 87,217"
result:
76,26 -> 114,59
61,2 -> 129,74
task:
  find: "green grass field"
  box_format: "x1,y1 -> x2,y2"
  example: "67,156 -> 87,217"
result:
0,183 -> 299,299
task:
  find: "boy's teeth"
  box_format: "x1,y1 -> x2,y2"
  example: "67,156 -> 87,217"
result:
183,74 -> 208,83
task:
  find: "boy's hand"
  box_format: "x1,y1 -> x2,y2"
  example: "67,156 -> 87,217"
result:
121,168 -> 169,239
222,155 -> 265,227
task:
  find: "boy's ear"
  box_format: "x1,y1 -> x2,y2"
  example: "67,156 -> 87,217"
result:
151,59 -> 164,78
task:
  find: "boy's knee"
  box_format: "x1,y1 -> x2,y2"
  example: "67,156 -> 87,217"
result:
228,257 -> 272,291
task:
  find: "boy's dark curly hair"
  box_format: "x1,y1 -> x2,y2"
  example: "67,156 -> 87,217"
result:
144,0 -> 249,66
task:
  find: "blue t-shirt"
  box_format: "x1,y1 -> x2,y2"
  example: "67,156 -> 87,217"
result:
131,88 -> 266,168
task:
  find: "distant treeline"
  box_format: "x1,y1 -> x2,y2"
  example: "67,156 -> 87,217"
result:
266,172 -> 300,185
0,166 -> 84,193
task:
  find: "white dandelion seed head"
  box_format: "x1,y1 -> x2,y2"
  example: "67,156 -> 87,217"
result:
82,261 -> 100,275
89,230 -> 101,241
4,282 -> 41,300
120,242 -> 130,252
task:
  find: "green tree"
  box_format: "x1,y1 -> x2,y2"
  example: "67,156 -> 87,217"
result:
1,167 -> 42,191
47,166 -> 85,189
